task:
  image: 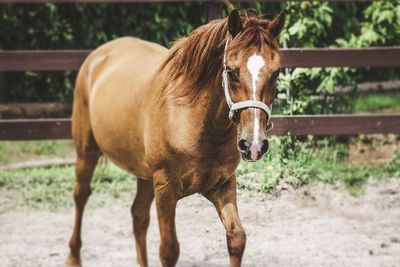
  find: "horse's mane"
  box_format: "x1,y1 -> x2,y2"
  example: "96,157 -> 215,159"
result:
160,11 -> 280,102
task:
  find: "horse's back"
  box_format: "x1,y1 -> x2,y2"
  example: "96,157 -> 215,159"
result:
84,36 -> 167,97
74,37 -> 168,178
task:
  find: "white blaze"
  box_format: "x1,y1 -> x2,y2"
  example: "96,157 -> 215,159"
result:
247,53 -> 265,143
247,53 -> 265,99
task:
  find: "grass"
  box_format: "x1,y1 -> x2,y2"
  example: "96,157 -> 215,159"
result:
236,136 -> 400,197
0,140 -> 136,210
354,91 -> 400,113
0,138 -> 399,210
0,163 -> 136,211
0,140 -> 75,166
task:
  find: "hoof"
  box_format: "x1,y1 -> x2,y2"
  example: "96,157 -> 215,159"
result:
65,253 -> 81,266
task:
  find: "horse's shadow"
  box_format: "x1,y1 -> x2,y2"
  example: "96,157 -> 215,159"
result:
178,262 -> 225,267
178,262 -> 260,267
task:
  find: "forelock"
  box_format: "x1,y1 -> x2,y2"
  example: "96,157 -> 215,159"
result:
228,13 -> 279,54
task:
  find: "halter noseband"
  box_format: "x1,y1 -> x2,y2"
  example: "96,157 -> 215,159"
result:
222,38 -> 273,131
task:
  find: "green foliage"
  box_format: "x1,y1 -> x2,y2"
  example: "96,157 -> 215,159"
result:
359,1 -> 400,46
282,2 -> 334,48
274,1 -> 400,118
1,3 -> 206,50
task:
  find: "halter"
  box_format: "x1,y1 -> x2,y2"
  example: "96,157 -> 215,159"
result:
222,38 -> 274,131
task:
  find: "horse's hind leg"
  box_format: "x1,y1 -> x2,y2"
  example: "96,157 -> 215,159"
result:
66,154 -> 99,266
66,88 -> 101,266
131,179 -> 154,267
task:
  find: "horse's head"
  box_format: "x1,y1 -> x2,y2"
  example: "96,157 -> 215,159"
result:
223,10 -> 285,162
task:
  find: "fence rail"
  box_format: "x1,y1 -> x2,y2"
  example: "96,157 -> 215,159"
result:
1,47 -> 400,71
1,115 -> 400,141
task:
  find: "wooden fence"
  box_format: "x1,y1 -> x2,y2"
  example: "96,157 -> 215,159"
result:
1,0 -> 400,140
2,115 -> 400,140
2,48 -> 400,71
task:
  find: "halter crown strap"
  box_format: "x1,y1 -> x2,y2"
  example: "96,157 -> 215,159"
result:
222,38 -> 273,131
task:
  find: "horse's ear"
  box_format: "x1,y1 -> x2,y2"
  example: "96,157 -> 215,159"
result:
266,11 -> 285,39
228,9 -> 242,38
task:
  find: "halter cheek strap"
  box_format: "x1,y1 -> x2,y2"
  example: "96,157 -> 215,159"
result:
222,39 -> 273,131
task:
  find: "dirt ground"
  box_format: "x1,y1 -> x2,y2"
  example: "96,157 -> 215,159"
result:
1,178 -> 400,267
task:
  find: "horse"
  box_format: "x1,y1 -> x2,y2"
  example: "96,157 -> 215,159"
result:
66,9 -> 285,267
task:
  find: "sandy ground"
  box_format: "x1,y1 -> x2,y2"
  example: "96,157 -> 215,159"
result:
1,178 -> 400,267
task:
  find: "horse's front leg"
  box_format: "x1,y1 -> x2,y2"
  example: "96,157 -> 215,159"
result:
153,169 -> 180,267
131,178 -> 154,267
205,175 -> 246,267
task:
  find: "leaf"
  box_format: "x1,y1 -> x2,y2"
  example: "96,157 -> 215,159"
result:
291,68 -> 307,79
377,10 -> 394,24
396,5 -> 400,20
288,21 -> 303,35
277,93 -> 287,99
310,68 -> 322,79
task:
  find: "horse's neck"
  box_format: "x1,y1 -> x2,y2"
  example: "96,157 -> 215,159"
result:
194,79 -> 236,139
157,58 -> 236,142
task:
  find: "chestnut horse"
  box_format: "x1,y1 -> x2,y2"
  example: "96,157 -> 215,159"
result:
66,9 -> 285,267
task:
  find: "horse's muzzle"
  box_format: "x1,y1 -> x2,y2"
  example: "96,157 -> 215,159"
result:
238,138 -> 269,162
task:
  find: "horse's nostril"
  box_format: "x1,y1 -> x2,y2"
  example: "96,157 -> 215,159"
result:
261,139 -> 269,154
238,139 -> 248,152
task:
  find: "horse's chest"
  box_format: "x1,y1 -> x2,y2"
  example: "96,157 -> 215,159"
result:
176,154 -> 240,196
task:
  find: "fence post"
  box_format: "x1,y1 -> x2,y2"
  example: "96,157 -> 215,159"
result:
207,2 -> 221,22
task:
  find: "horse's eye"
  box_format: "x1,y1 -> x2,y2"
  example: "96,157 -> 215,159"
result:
228,69 -> 239,83
269,70 -> 280,84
